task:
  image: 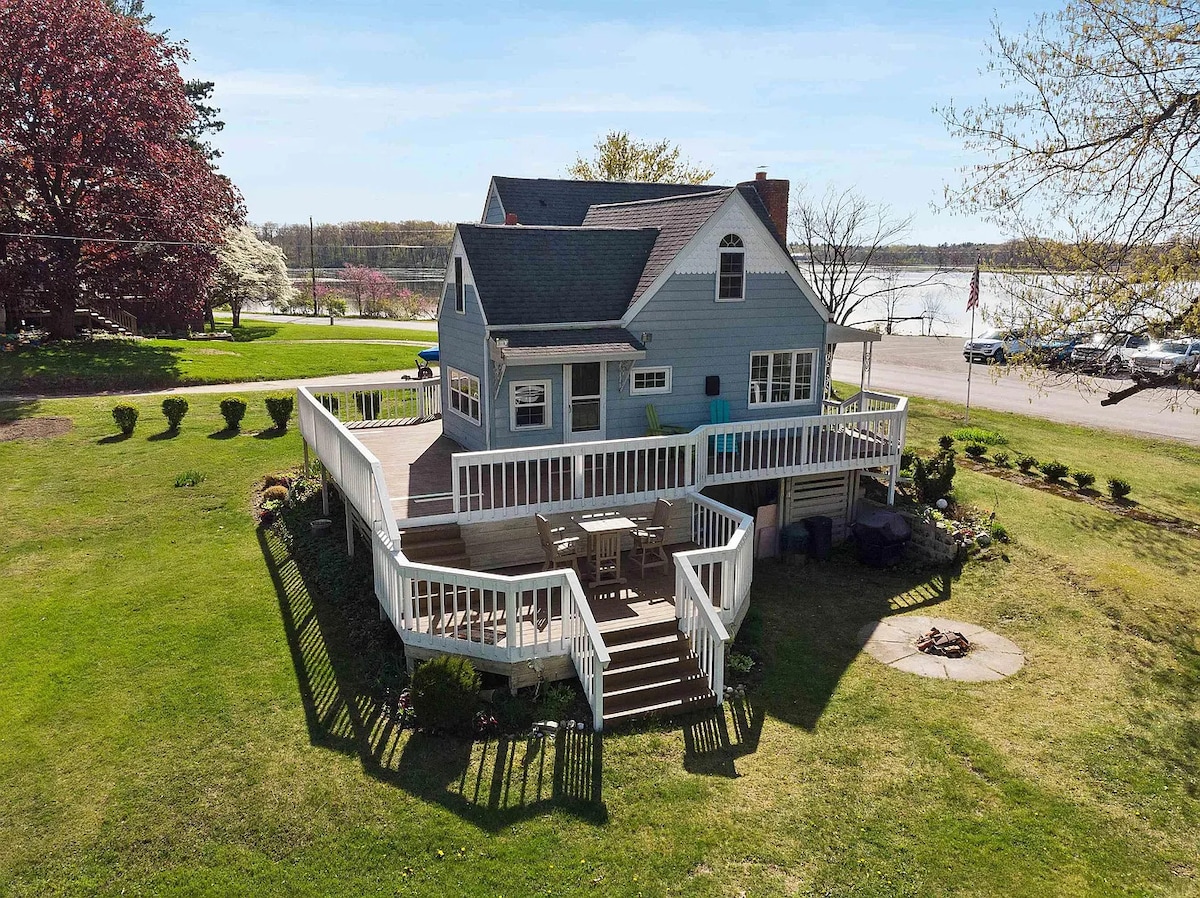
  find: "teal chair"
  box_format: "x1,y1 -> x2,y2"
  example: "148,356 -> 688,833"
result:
710,398 -> 736,454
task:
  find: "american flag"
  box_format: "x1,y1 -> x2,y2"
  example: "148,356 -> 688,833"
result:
967,256 -> 981,312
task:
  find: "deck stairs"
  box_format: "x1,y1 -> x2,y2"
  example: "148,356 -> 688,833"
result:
397,522 -> 471,569
76,307 -> 133,337
601,620 -> 717,726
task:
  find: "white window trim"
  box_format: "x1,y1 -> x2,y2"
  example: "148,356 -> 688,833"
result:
629,366 -> 672,395
447,366 -> 481,425
509,379 -> 552,431
748,349 -> 817,407
716,234 -> 746,303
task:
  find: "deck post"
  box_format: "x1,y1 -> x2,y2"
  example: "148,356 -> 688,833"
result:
345,495 -> 355,557
321,467 -> 329,516
887,463 -> 898,506
302,438 -> 310,475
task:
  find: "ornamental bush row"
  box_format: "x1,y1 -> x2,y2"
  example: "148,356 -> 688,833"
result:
111,394 -> 294,436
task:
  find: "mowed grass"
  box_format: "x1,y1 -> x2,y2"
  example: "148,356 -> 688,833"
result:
213,316 -> 435,344
0,395 -> 1198,896
0,337 -> 426,395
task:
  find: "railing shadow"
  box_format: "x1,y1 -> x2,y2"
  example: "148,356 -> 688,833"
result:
258,492 -> 607,831
754,553 -> 956,732
681,696 -> 765,777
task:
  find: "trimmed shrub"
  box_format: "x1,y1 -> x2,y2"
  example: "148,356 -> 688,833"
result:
1108,477 -> 1133,500
1072,470 -> 1096,490
1017,454 -> 1038,473
354,391 -> 381,421
263,473 -> 291,489
318,394 -> 340,415
992,451 -> 1011,468
111,404 -> 139,436
913,450 -> 956,503
989,522 -> 1010,542
938,434 -> 955,451
409,655 -> 480,734
264,394 -> 294,431
262,484 -> 289,503
219,396 -> 248,431
174,470 -> 205,488
1040,460 -> 1069,483
951,426 -> 1008,446
964,443 -> 988,459
161,397 -> 189,431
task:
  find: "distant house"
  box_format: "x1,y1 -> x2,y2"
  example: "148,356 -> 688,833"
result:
298,172 -> 902,730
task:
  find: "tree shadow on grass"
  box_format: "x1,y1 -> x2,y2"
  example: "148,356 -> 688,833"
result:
753,551 -> 956,732
258,489 -> 607,830
2,340 -> 184,394
97,432 -> 133,445
253,427 -> 288,440
207,428 -> 239,441
228,323 -> 280,342
147,429 -> 180,442
0,399 -> 42,423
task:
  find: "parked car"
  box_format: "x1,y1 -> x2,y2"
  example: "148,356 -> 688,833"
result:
1029,332 -> 1083,367
963,328 -> 1030,364
1129,337 -> 1200,380
1071,332 -> 1153,373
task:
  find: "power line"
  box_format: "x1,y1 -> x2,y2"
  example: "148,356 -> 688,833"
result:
0,230 -> 217,247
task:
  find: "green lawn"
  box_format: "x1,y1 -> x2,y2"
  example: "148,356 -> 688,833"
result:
212,316 -> 436,344
0,395 -> 1197,896
0,336 -> 427,394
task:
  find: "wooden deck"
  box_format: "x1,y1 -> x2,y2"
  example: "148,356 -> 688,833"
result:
354,421 -> 457,520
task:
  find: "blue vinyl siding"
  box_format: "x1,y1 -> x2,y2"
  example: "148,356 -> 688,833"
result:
605,272 -> 826,439
483,190 -> 505,224
438,280 -> 488,450
489,364 -> 567,449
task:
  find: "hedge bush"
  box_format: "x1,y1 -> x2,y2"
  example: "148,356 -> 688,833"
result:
1017,454 -> 1038,473
913,450 -> 956,504
964,443 -> 988,459
1040,460 -> 1069,483
161,397 -> 189,431
1108,477 -> 1132,500
992,451 -> 1011,468
410,655 -> 480,734
111,404 -> 139,436
262,484 -> 289,503
951,427 -> 1007,446
1072,470 -> 1096,490
265,394 -> 294,431
938,434 -> 955,451
219,396 -> 248,431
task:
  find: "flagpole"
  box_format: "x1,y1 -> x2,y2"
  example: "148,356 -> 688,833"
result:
966,303 -> 976,424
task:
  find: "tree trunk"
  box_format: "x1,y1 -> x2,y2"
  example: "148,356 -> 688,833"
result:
204,301 -> 215,331
46,243 -> 81,340
231,298 -> 242,328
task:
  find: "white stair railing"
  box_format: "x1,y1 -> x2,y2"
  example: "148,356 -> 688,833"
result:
674,556 -> 730,701
310,380 -> 440,427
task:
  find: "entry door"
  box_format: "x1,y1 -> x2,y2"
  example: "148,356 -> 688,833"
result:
565,362 -> 604,442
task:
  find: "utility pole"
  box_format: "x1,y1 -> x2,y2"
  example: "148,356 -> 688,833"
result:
309,216 -> 320,321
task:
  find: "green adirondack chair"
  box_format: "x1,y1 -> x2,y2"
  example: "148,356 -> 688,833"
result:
645,404 -> 688,436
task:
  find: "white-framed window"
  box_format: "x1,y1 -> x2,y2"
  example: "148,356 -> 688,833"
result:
748,350 -> 815,406
453,257 -> 464,314
717,233 -> 745,301
448,367 -> 480,423
630,366 -> 672,395
510,379 -> 551,430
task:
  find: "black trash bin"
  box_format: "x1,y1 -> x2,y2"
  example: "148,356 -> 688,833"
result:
803,515 -> 833,561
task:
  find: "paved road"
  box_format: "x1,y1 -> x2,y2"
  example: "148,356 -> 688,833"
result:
831,335 -> 1199,446
232,310 -> 439,333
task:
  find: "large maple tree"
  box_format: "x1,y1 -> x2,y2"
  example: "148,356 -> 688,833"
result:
0,0 -> 243,338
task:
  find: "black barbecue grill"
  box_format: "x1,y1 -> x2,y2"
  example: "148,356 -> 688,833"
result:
851,510 -> 912,567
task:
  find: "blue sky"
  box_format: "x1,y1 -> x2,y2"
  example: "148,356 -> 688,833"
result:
155,0 -> 1048,243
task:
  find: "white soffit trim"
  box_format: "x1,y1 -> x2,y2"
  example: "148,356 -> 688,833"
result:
827,323 -> 882,343
620,189 -> 830,325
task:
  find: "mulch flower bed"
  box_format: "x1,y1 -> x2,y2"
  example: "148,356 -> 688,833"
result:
958,457 -> 1200,540
0,416 -> 73,442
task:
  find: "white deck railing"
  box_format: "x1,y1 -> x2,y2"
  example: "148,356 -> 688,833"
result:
675,558 -> 729,700
312,379 -> 440,428
300,385 -> 611,730
677,492 -> 755,627
451,392 -> 906,523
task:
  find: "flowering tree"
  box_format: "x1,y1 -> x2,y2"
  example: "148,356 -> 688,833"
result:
341,264 -> 395,316
0,0 -> 243,338
208,227 -> 294,328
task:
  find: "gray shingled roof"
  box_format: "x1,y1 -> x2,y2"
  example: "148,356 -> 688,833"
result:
582,189 -> 735,299
493,327 -> 646,363
457,224 -> 659,326
491,177 -> 730,226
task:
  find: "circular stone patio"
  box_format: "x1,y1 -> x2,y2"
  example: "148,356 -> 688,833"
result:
857,615 -> 1025,682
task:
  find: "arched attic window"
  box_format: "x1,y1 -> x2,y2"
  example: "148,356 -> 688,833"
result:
717,234 -> 745,301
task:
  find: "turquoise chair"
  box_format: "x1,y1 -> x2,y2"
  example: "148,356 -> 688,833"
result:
709,398 -> 736,454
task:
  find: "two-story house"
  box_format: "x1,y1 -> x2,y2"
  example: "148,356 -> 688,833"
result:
296,173 -> 905,729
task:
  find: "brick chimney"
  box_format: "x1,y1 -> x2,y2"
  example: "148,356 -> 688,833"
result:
739,170 -> 789,242
504,212 -> 518,225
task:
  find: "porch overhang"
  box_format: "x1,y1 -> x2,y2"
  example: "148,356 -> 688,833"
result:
490,327 -> 647,367
827,323 -> 882,344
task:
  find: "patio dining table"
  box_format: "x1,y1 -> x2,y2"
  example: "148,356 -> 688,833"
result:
575,515 -> 637,587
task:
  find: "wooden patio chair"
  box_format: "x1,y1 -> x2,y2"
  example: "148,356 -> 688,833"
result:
588,531 -> 625,588
645,404 -> 687,437
535,513 -> 583,573
631,498 -> 672,575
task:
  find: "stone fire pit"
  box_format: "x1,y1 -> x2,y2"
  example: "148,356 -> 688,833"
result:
857,615 -> 1024,681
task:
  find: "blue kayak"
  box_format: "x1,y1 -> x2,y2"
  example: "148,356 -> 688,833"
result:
417,345 -> 439,362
